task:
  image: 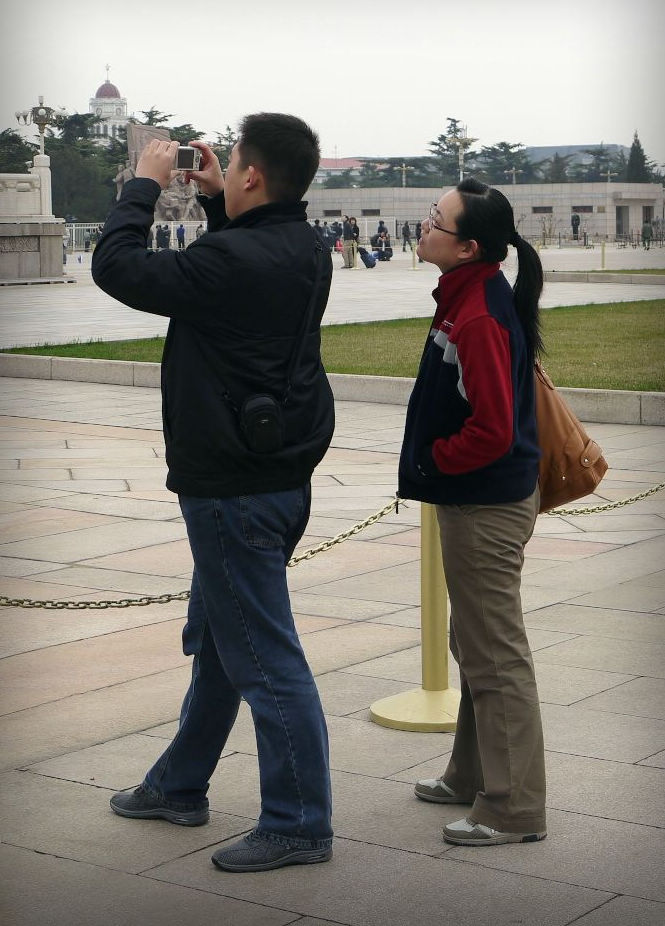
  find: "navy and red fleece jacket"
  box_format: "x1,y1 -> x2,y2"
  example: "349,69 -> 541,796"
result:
398,260 -> 540,506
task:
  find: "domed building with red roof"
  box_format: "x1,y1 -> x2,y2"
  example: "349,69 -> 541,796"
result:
88,67 -> 128,146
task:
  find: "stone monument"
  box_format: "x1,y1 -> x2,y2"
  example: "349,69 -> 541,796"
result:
116,124 -> 205,223
0,154 -> 67,282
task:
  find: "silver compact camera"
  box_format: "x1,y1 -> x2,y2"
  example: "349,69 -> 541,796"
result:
174,146 -> 202,171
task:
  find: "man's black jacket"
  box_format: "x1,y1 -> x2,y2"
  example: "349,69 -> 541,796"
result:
92,178 -> 335,498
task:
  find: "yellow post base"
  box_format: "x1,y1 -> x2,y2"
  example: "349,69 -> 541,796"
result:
370,686 -> 460,732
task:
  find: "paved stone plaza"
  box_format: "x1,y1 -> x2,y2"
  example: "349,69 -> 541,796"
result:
0,244 -> 664,348
0,244 -> 664,925
0,376 -> 663,926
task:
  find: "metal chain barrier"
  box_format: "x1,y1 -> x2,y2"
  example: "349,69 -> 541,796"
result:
0,498 -> 400,610
1,484 -> 663,610
544,481 -> 665,516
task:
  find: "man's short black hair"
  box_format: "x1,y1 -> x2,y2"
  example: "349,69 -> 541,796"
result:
237,112 -> 320,202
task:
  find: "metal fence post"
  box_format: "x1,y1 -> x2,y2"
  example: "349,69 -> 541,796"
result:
370,503 -> 460,732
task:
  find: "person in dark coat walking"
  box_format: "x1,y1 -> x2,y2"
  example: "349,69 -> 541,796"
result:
92,114 -> 335,874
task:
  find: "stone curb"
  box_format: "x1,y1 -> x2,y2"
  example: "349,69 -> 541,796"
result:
543,271 -> 664,285
1,354 -> 663,426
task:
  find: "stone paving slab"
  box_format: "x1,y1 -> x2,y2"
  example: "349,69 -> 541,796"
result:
0,771 -> 249,874
0,844 -> 299,926
446,807 -> 665,902
145,836 -> 613,926
0,380 -> 664,925
571,896 -> 665,926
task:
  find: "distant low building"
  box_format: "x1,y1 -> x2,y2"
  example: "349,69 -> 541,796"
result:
305,182 -> 663,243
313,158 -> 366,184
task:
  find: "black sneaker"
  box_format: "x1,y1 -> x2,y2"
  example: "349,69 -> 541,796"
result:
110,785 -> 209,827
211,831 -> 332,872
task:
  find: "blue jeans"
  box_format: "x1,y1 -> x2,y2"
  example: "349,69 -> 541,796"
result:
143,486 -> 333,849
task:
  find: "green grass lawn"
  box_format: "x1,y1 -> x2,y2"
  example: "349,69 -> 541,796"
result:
4,299 -> 664,392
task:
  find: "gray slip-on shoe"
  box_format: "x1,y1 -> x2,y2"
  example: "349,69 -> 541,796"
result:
110,785 -> 209,827
443,816 -> 547,846
212,832 -> 332,872
414,777 -> 470,804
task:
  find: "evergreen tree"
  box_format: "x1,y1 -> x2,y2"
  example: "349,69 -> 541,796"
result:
428,118 -> 477,186
610,149 -> 628,182
569,144 -> 611,182
535,152 -> 573,182
323,170 -> 355,189
45,114 -> 116,220
211,125 -> 238,170
0,129 -> 38,172
169,123 -> 205,145
138,107 -> 174,126
357,160 -> 386,188
625,131 -> 652,182
474,142 -> 534,184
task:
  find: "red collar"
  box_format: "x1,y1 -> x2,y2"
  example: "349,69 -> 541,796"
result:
431,261 -> 500,329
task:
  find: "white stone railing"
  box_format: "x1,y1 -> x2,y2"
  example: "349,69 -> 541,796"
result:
0,155 -> 54,221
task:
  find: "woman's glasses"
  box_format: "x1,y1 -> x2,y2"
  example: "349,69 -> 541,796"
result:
428,203 -> 458,236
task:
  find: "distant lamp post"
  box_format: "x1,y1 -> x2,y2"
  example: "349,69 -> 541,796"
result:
400,162 -> 415,187
504,167 -> 523,185
602,168 -> 617,183
15,95 -> 67,156
446,125 -> 477,182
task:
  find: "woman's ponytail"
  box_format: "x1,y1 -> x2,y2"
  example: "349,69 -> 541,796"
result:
456,179 -> 544,358
512,235 -> 544,358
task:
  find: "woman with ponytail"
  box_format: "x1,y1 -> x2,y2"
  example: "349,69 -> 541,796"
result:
398,179 -> 547,846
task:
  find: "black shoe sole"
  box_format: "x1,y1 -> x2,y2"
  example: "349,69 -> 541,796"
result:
211,847 -> 332,872
443,831 -> 547,846
414,787 -> 470,804
110,798 -> 209,827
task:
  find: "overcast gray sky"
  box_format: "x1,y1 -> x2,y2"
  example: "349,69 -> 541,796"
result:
2,0 -> 664,166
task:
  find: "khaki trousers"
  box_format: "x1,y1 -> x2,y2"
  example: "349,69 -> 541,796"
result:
436,488 -> 546,833
342,240 -> 356,268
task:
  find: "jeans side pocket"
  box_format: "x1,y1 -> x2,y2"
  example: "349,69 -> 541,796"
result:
239,489 -> 305,550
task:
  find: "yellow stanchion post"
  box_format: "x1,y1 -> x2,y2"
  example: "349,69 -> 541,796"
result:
409,242 -> 418,270
370,503 -> 460,731
601,240 -> 606,270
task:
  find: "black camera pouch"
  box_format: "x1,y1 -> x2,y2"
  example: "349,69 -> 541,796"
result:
240,394 -> 284,454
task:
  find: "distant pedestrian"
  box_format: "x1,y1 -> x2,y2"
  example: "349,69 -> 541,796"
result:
84,231 -> 91,252
375,230 -> 392,261
415,221 -> 423,262
322,221 -> 334,251
342,215 -> 359,268
402,221 -> 413,251
377,220 -> 387,236
147,227 -> 154,251
195,223 -> 205,239
642,219 -> 652,250
176,224 -> 186,250
313,219 -> 324,244
571,212 -> 580,241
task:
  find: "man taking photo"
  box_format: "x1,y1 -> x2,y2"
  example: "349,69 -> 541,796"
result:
92,113 -> 335,873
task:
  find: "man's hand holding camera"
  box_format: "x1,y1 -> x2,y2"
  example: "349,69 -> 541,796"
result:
182,141 -> 224,197
135,139 -> 224,198
136,139 -> 180,190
